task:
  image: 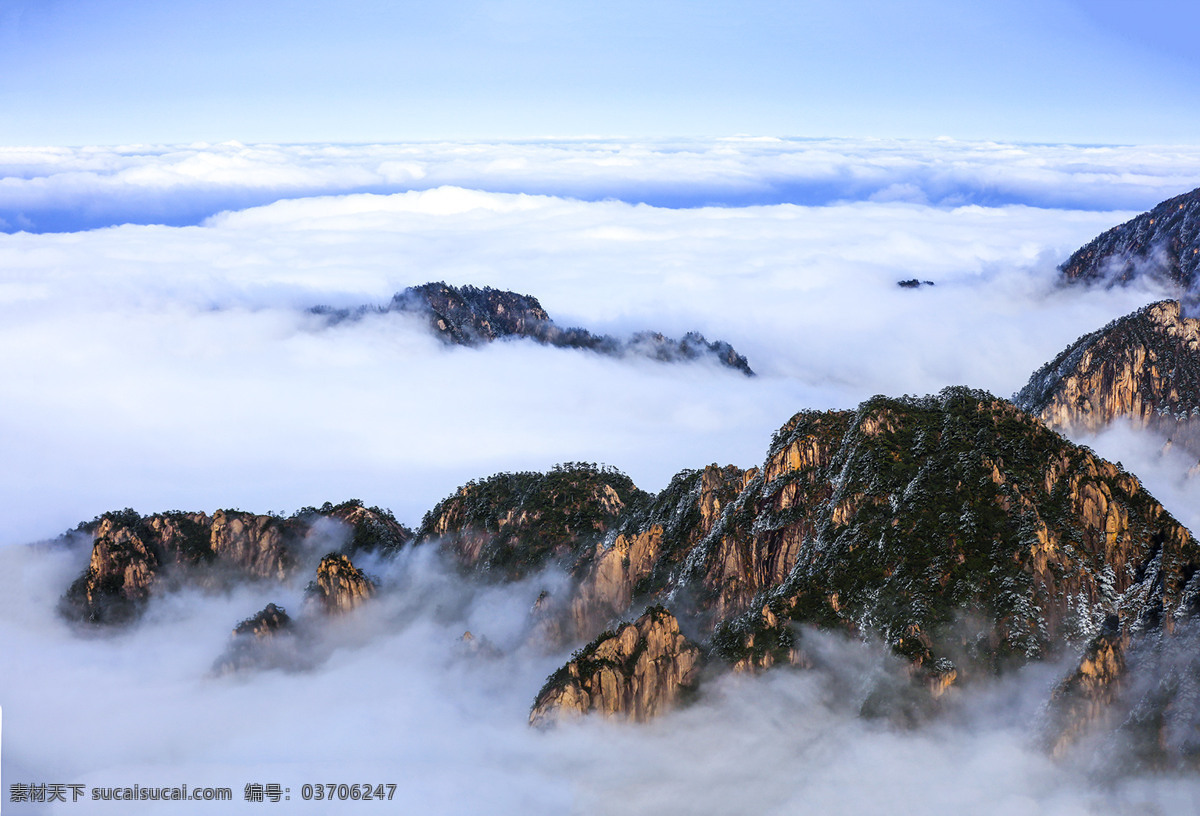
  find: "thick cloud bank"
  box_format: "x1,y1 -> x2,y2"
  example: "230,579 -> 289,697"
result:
3,138 -> 1200,232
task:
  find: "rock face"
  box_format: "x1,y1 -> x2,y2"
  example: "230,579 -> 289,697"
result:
403,388 -> 1200,725
1047,616 -> 1200,769
1014,299 -> 1200,451
567,463 -> 752,639
705,390 -> 1196,684
306,553 -> 376,614
61,509 -> 218,624
61,500 -> 405,625
1060,187 -> 1200,292
314,281 -> 755,376
212,603 -> 300,675
54,388 -> 1200,748
530,607 -> 702,725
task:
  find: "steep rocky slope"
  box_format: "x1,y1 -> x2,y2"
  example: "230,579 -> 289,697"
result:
314,282 -> 755,375
58,390 -> 1200,758
507,389 -> 1200,724
305,553 -> 376,614
213,548 -> 379,675
1046,613 -> 1200,769
1060,186 -> 1200,291
61,500 -> 407,624
530,607 -> 702,725
1014,300 -> 1200,451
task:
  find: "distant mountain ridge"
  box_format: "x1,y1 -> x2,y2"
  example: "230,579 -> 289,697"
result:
314,281 -> 755,376
1060,186 -> 1200,292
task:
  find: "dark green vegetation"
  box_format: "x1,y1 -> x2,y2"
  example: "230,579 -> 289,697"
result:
294,499 -> 413,556
418,462 -> 647,580
716,389 -> 1192,678
517,388 -> 1198,741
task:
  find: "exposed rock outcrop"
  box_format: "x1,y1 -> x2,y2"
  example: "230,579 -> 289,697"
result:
313,282 -> 755,376
1047,616 -> 1200,770
54,386 -> 1200,746
530,607 -> 702,725
1014,299 -> 1200,452
211,603 -> 301,675
567,464 -> 750,639
61,500 -> 404,625
60,510 -> 170,624
1060,186 -> 1200,292
305,553 -> 376,614
209,510 -> 295,582
707,390 -> 1196,685
519,388 -> 1199,722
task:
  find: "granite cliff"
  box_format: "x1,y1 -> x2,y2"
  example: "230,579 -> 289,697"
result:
61,500 -> 407,624
305,553 -> 376,615
1014,299 -> 1200,453
530,607 -> 702,725
416,388 -> 1199,733
213,549 -> 379,675
58,390 -> 1200,761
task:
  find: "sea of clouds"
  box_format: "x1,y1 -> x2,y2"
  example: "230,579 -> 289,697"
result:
4,137 -> 1200,232
3,138 -> 1200,812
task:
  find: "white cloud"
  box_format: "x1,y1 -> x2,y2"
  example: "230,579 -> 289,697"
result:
3,138 -> 1200,233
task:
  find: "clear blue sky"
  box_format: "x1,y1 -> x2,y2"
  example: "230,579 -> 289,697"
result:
1,0 -> 1198,146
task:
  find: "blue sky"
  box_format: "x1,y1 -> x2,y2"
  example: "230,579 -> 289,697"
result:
2,0 -> 1199,145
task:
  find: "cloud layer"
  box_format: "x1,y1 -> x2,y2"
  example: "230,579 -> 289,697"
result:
3,138 -> 1200,232
0,179 -> 1180,546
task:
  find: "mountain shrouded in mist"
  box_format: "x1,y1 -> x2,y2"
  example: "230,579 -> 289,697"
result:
313,281 -> 755,375
11,143 -> 1200,813
1014,299 -> 1200,455
1060,186 -> 1200,293
59,387 -> 1200,770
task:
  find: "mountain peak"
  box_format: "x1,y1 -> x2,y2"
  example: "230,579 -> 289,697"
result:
1061,186 -> 1200,292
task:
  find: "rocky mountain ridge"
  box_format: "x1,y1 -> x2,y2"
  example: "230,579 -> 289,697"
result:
1014,299 -> 1200,454
61,500 -> 407,624
313,281 -> 755,375
57,389 -> 1200,768
1060,186 -> 1200,293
